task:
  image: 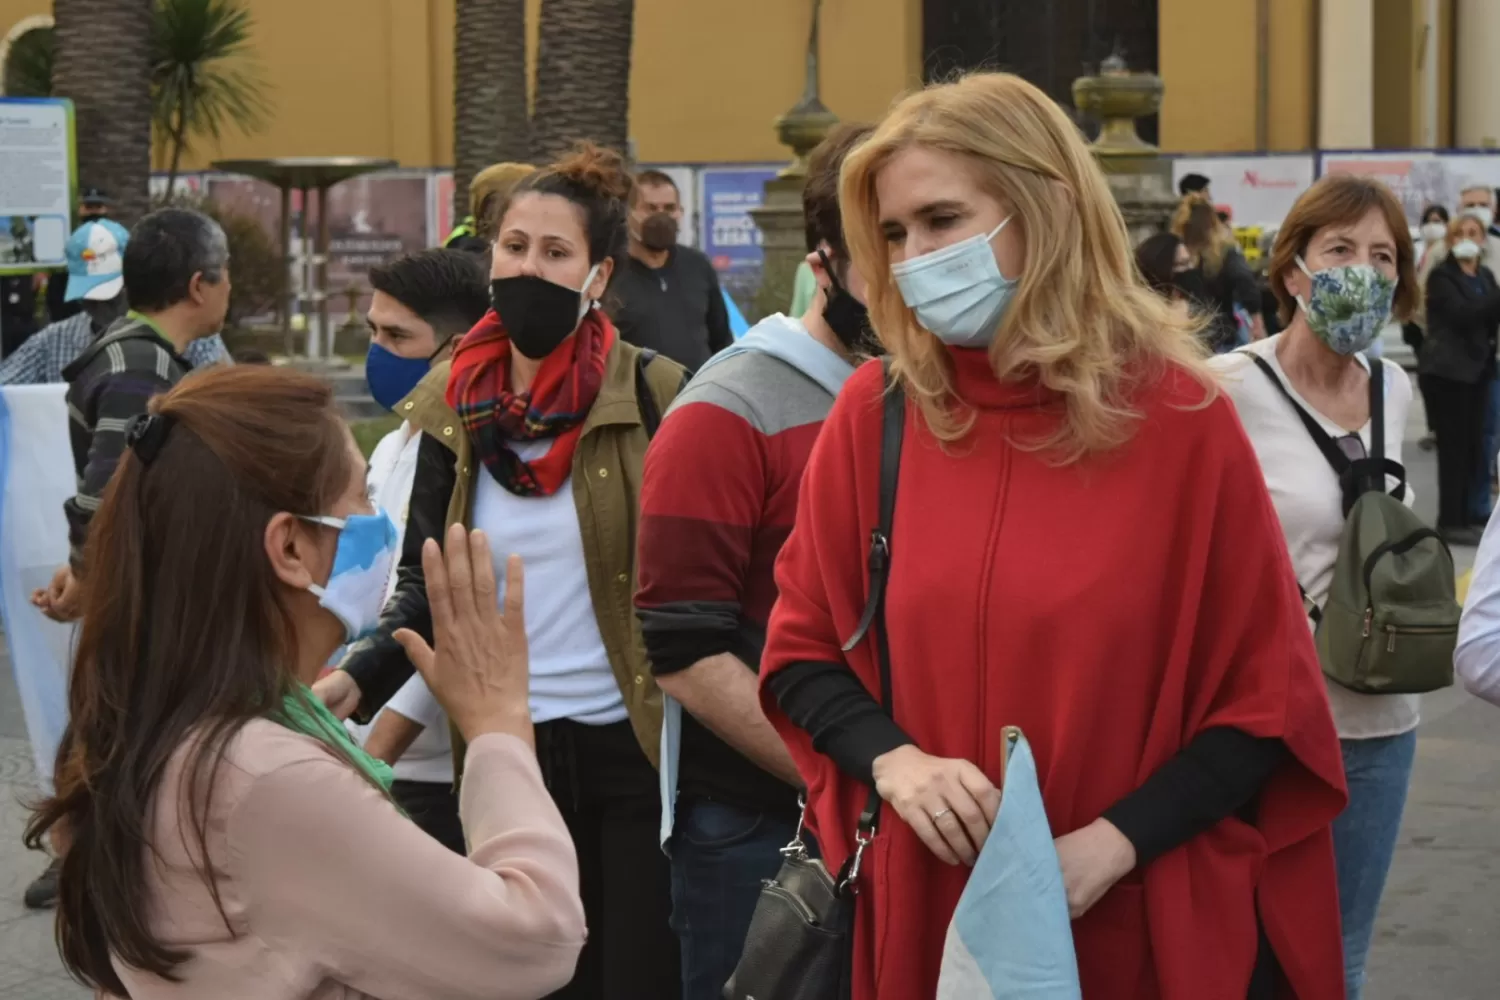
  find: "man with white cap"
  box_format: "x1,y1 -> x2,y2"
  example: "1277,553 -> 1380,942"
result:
5,215 -> 227,910
0,218 -> 226,386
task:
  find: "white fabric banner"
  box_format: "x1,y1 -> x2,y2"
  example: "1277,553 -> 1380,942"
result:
0,385 -> 77,795
1172,156 -> 1316,227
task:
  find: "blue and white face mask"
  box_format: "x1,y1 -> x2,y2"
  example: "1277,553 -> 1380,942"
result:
892,216 -> 1017,348
302,510 -> 399,643
1294,254 -> 1396,356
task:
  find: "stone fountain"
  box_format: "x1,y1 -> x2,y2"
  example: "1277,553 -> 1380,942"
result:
748,0 -> 839,322
1072,53 -> 1177,244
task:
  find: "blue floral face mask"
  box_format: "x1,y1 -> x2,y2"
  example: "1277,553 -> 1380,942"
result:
1294,254 -> 1396,356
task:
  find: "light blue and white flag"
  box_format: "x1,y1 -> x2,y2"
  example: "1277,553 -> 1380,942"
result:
0,385 -> 78,796
936,728 -> 1082,1000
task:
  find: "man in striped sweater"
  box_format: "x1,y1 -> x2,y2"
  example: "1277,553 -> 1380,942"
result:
634,123 -> 878,1000
35,208 -> 231,623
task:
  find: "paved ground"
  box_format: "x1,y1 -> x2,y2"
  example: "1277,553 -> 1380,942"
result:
0,396 -> 1497,998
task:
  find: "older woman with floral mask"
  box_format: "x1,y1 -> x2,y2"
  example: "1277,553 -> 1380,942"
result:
1210,174 -> 1428,1000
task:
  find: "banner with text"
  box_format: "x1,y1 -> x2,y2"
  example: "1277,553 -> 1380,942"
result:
699,166 -> 779,314
1171,156 -> 1315,227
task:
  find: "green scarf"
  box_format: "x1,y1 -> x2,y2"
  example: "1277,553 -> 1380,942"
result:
272,684 -> 394,792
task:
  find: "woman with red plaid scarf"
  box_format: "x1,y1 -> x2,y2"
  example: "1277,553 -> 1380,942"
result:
321,143 -> 689,1000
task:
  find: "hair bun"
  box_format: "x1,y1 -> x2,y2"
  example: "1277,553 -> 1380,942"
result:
550,141 -> 633,204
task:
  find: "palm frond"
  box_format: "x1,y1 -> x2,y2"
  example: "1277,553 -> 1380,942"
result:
150,0 -> 271,169
3,26 -> 55,97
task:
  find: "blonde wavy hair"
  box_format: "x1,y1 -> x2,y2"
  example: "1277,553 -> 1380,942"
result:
839,72 -> 1211,461
1171,192 -> 1237,277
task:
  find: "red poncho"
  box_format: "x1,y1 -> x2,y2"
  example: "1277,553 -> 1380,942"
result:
760,351 -> 1348,1000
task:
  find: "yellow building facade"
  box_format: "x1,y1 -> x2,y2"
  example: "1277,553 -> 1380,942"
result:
0,0 -> 1491,165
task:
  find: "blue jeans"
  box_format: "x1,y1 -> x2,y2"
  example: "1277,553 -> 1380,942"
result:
1469,377 -> 1500,521
1331,731 -> 1417,1000
669,798 -> 801,1000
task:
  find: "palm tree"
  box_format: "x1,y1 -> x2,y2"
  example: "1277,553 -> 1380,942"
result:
152,0 -> 270,197
53,0 -> 155,227
531,0 -> 635,163
453,0 -> 531,225
2,26 -> 55,98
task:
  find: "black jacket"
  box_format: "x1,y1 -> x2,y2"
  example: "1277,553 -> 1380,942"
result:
1420,256 -> 1500,384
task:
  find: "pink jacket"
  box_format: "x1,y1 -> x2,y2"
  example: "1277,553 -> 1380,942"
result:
112,721 -> 584,999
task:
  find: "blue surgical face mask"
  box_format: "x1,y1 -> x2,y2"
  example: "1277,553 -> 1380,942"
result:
301,510 -> 399,643
891,216 -> 1017,348
365,342 -> 433,412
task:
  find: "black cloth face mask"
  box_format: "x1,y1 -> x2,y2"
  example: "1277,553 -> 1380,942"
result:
819,250 -> 880,356
640,213 -> 679,252
490,274 -> 587,359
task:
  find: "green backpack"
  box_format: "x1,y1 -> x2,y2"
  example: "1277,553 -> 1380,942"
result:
1251,355 -> 1457,695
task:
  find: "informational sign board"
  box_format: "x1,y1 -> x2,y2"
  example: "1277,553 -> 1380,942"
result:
0,97 -> 75,274
699,165 -> 779,312
0,385 -> 77,795
1171,155 -> 1315,228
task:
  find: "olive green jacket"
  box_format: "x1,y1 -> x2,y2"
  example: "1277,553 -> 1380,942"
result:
398,341 -> 685,766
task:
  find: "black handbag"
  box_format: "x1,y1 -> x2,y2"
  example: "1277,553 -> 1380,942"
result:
722,362 -> 904,1000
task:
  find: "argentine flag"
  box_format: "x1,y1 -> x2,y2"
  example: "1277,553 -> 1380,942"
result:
0,385 -> 78,796
936,728 -> 1082,1000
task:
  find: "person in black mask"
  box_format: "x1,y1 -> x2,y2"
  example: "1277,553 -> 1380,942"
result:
1136,230 -> 1215,340
633,122 -> 875,1000
607,168 -> 733,370
319,141 -> 688,1000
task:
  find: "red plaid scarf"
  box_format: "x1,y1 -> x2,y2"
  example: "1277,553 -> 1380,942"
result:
445,308 -> 616,496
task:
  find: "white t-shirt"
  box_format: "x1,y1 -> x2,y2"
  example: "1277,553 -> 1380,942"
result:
1210,336 -> 1419,739
346,422 -> 454,784
470,439 -> 626,726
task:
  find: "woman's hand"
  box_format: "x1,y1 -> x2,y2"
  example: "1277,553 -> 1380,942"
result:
1054,818 -> 1137,919
871,745 -> 1000,866
395,523 -> 532,747
312,670 -> 362,720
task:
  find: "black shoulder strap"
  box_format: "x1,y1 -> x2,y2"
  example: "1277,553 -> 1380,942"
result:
1248,352 -> 1406,507
1248,354 -> 1352,475
1368,358 -> 1385,463
841,358 -> 904,836
635,348 -> 663,438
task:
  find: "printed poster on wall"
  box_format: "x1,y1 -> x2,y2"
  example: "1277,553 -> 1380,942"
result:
206,170 -> 430,320
699,166 -> 779,313
1318,152 -> 1448,225
0,97 -> 75,274
1171,156 -> 1315,227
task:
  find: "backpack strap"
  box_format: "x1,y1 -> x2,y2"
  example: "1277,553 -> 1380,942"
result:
839,357 -> 905,844
634,348 -> 689,439
1248,354 -> 1352,474
1247,352 -> 1407,508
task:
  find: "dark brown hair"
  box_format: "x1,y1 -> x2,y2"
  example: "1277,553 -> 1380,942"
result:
1268,174 -> 1418,326
1134,231 -> 1183,296
25,366 -> 355,995
630,168 -> 679,204
500,141 -> 632,273
803,122 -> 874,257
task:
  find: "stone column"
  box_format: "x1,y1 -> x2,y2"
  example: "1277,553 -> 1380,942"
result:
1318,0 -> 1374,149
1456,0 -> 1500,147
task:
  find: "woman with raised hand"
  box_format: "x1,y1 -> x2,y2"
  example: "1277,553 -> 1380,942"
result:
758,72 -> 1346,1000
322,141 -> 687,999
26,365 -> 583,999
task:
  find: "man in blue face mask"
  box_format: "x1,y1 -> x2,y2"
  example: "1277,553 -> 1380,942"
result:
345,248 -> 489,852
